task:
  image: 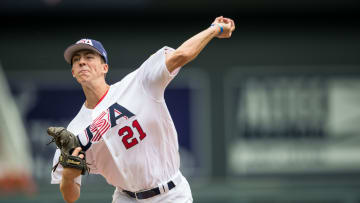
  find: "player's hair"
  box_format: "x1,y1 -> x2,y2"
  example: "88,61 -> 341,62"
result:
100,56 -> 106,64
99,55 -> 108,79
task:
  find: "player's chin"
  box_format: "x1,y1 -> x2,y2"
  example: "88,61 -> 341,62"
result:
76,76 -> 91,84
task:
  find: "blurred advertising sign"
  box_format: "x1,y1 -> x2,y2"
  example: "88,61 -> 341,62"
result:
225,68 -> 360,175
7,68 -> 211,182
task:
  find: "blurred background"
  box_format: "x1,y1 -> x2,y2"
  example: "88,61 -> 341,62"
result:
1,0 -> 360,202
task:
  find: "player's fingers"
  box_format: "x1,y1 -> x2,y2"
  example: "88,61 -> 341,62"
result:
231,19 -> 235,31
223,18 -> 230,24
229,18 -> 234,27
72,147 -> 82,156
221,17 -> 234,29
220,16 -> 224,23
79,154 -> 85,159
214,16 -> 221,23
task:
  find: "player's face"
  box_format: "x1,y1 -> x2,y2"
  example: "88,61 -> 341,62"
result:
71,50 -> 108,84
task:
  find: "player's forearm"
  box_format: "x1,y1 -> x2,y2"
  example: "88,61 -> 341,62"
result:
177,25 -> 220,60
166,25 -> 220,72
60,178 -> 80,203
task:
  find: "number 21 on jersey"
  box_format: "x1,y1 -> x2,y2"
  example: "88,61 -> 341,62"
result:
118,119 -> 146,149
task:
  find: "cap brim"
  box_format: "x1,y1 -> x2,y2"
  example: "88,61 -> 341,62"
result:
64,44 -> 102,64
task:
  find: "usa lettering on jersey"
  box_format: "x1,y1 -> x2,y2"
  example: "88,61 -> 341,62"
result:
78,102 -> 146,151
87,111 -> 111,142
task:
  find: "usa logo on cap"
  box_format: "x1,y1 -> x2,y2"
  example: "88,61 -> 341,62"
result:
76,39 -> 93,46
64,38 -> 109,64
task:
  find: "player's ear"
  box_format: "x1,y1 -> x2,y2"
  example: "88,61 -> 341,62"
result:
103,64 -> 109,74
71,69 -> 75,78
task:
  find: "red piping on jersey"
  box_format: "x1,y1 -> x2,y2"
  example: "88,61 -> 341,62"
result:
95,88 -> 109,108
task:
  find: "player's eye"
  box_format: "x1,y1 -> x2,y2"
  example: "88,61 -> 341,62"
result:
72,58 -> 79,63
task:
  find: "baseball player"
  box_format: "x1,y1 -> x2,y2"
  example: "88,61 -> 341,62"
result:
50,16 -> 235,203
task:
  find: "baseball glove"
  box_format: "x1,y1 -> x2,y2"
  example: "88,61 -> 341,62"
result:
47,127 -> 89,175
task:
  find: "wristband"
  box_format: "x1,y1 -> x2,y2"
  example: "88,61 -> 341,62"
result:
211,23 -> 223,35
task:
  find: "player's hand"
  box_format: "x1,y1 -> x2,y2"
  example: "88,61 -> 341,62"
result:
62,147 -> 84,180
211,16 -> 235,39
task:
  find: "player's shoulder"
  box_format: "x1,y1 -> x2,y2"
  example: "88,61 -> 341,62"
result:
111,68 -> 139,88
163,46 -> 175,52
138,46 -> 175,71
150,46 -> 175,59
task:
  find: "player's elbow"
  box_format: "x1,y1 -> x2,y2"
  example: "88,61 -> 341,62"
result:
63,196 -> 78,203
170,50 -> 195,67
60,183 -> 80,203
61,190 -> 80,203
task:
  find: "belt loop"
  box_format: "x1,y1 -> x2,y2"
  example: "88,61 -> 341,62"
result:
163,183 -> 169,193
135,192 -> 139,200
158,183 -> 166,194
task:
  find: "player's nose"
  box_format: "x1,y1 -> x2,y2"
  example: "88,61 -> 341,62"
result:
79,56 -> 86,65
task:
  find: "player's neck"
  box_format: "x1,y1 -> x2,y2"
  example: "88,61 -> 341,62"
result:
82,80 -> 110,109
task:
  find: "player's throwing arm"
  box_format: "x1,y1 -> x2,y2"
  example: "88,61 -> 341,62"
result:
165,16 -> 235,73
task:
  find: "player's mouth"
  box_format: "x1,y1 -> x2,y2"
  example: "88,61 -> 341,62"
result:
79,70 -> 89,75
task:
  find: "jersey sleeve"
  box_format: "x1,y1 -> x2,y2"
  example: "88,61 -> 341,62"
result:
138,46 -> 181,101
50,149 -> 82,185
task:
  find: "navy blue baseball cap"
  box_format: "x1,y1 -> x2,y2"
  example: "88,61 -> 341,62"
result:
64,38 -> 108,64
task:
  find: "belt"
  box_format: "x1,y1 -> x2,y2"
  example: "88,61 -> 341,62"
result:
123,181 -> 176,200
122,172 -> 182,200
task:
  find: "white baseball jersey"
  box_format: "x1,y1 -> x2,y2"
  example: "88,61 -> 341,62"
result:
51,46 -> 183,192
